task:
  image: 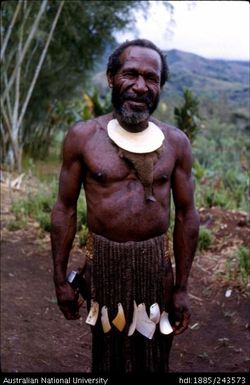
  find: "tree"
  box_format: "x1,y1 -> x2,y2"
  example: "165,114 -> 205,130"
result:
174,88 -> 201,142
0,0 -> 150,170
1,0 -> 64,170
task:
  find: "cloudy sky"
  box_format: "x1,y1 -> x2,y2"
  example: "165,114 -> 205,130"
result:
116,1 -> 249,61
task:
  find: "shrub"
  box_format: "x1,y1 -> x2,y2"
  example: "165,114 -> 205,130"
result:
76,193 -> 87,230
78,224 -> 89,247
36,212 -> 51,232
9,179 -> 87,234
193,118 -> 249,211
238,246 -> 250,277
198,227 -> 213,251
174,88 -> 201,142
11,201 -> 27,220
7,218 -> 26,231
225,245 -> 250,290
192,159 -> 205,181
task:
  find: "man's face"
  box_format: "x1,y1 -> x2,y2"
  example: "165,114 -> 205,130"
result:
109,46 -> 162,127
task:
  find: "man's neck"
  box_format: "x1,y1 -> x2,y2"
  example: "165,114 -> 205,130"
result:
114,112 -> 149,133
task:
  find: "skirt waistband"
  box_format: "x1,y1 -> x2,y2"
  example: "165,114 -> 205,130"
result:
85,231 -> 171,262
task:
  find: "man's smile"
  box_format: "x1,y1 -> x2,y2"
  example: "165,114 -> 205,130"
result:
122,93 -> 153,109
125,99 -> 147,109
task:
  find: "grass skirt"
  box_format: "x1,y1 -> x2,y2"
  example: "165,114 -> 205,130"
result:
88,233 -> 174,373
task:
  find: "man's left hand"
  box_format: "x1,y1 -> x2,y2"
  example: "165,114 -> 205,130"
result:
171,289 -> 191,335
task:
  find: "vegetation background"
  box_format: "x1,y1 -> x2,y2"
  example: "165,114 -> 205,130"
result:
1,0 -> 249,374
1,0 -> 249,287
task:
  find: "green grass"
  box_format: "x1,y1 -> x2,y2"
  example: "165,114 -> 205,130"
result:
238,246 -> 250,277
22,155 -> 61,183
7,218 -> 27,231
10,181 -> 57,232
225,245 -> 250,290
9,178 -> 87,234
193,118 -> 249,212
198,227 -> 213,252
78,224 -> 89,247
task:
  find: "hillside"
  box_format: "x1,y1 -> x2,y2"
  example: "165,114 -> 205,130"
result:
165,49 -> 249,108
94,49 -> 249,112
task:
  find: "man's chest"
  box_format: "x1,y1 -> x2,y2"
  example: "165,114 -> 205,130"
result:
83,129 -> 176,185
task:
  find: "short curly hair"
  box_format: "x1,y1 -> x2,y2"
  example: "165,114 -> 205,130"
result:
106,39 -> 169,87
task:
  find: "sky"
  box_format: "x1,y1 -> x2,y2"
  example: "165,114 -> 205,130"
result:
115,1 -> 250,61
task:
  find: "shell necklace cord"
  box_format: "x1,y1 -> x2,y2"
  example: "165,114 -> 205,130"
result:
107,119 -> 165,202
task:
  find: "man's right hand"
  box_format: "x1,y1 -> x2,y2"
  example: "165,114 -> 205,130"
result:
55,282 -> 81,320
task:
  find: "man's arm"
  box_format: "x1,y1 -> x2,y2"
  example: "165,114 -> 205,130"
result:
171,133 -> 199,335
51,124 -> 84,319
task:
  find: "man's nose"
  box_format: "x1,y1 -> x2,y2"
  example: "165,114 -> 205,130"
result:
132,75 -> 148,94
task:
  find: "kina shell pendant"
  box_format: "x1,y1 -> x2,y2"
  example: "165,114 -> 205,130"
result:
136,303 -> 156,339
149,303 -> 161,324
85,301 -> 99,326
128,300 -> 138,336
101,306 -> 112,333
112,303 -> 126,332
159,311 -> 173,335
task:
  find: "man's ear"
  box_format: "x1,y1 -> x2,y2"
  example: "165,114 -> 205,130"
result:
107,72 -> 113,88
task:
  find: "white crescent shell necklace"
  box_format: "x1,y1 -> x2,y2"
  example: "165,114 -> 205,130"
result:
107,118 -> 164,154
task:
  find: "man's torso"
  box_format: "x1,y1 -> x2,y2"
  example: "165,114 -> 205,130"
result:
71,113 -> 181,242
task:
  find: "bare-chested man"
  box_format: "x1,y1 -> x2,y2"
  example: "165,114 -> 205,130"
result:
51,39 -> 199,373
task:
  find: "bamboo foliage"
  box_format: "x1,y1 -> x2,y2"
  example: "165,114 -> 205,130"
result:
0,0 -> 22,61
0,0 -> 153,170
2,0 -> 48,105
0,0 -> 64,171
17,1 -> 65,132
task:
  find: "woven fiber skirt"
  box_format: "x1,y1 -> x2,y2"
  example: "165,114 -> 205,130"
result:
88,233 -> 174,373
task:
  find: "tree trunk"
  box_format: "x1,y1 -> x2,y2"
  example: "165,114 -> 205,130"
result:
1,0 -> 64,171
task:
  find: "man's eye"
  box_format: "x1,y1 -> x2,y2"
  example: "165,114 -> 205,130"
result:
147,75 -> 159,83
124,71 -> 136,77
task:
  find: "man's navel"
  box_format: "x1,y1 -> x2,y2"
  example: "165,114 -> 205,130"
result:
161,174 -> 169,183
94,171 -> 107,182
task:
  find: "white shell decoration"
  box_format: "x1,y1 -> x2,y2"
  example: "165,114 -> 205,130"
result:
149,303 -> 161,324
128,300 -> 138,336
112,302 -> 126,332
136,303 -> 156,339
101,305 -> 112,333
159,311 -> 173,335
85,301 -> 99,326
107,119 -> 164,154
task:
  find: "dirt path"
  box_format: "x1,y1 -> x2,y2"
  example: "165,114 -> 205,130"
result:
1,184 -> 249,373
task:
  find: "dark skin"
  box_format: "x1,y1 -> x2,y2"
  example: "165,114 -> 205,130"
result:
51,46 -> 200,335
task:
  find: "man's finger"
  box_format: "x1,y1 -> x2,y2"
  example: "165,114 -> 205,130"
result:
173,319 -> 188,335
173,324 -> 188,335
78,299 -> 84,308
173,311 -> 190,335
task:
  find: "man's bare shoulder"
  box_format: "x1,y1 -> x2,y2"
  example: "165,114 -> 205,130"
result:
62,113 -> 113,161
67,113 -> 112,139
151,116 -> 190,148
64,112 -> 113,150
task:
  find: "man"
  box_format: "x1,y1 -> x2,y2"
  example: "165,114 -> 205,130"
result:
51,39 -> 199,373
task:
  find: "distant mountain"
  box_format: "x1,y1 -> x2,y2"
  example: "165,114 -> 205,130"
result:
93,48 -> 249,113
164,49 -> 249,108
